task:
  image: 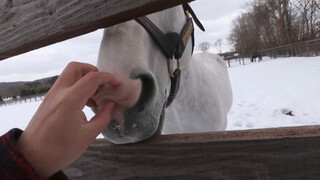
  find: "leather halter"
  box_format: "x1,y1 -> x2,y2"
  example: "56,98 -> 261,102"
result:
136,3 -> 205,107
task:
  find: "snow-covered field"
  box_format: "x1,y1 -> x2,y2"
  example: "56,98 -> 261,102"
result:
227,56 -> 320,130
1,56 -> 320,136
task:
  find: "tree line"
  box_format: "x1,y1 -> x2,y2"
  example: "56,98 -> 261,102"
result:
228,0 -> 320,57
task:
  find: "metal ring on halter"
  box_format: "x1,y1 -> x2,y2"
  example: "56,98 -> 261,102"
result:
167,58 -> 181,78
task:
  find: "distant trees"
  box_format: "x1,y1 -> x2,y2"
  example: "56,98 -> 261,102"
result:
20,87 -> 51,97
229,0 -> 320,57
198,41 -> 212,52
198,40 -> 224,54
19,76 -> 57,97
0,76 -> 58,106
294,0 -> 320,41
20,88 -> 36,97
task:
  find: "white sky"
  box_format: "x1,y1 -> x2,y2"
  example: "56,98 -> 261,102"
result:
0,0 -> 245,82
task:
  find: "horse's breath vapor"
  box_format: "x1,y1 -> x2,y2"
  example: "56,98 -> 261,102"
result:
92,4 -> 233,144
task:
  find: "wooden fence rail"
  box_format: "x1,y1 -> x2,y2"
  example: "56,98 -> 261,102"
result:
0,0 -> 193,61
64,125 -> 320,179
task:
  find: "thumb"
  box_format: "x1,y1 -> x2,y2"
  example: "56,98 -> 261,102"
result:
86,102 -> 115,137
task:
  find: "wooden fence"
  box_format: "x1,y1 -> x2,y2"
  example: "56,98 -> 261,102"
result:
219,52 -> 245,67
0,0 -> 194,60
1,0 -> 320,179
65,125 -> 320,179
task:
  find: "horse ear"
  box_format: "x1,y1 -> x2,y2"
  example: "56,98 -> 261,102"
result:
183,3 -> 205,32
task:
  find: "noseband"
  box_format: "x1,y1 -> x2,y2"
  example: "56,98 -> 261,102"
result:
136,3 -> 205,107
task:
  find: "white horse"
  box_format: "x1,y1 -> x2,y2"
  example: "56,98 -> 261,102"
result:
92,4 -> 233,144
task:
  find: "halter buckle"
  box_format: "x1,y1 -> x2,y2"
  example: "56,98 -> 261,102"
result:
167,58 -> 180,78
185,10 -> 191,18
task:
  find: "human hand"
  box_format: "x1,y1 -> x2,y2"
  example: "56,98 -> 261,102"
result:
17,62 -> 121,177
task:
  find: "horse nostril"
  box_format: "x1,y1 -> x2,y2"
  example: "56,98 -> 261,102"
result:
130,68 -> 157,112
101,68 -> 161,144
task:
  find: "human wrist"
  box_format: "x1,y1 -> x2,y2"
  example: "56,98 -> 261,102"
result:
17,131 -> 56,177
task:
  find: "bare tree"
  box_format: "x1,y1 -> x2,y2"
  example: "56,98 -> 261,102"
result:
214,39 -> 223,54
228,12 -> 260,57
228,0 -> 320,57
198,41 -> 212,52
294,0 -> 320,41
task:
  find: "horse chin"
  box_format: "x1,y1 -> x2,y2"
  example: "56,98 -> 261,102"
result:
101,106 -> 164,144
99,68 -> 165,144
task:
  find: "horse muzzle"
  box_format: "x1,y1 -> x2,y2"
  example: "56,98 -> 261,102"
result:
92,68 -> 164,144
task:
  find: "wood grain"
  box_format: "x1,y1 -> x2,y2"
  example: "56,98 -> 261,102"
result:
0,0 -> 194,61
64,125 -> 320,179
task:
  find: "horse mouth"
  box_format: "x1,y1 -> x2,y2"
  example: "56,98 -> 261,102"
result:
94,68 -> 163,144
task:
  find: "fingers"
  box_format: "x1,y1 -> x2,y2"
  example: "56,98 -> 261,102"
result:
50,61 -> 120,138
56,62 -> 99,88
86,98 -> 97,108
69,71 -> 121,106
86,102 -> 115,137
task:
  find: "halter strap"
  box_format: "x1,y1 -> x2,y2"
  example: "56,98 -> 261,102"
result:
136,4 -> 205,60
136,16 -> 182,60
135,3 -> 204,107
183,3 -> 205,32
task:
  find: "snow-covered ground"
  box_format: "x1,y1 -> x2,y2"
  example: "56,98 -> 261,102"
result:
1,56 -> 320,136
227,56 -> 320,130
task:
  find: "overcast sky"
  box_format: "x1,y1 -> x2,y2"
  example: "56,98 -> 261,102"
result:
0,0 -> 245,82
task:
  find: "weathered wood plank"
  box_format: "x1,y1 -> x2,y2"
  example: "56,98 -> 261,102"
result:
0,0 -> 194,61
64,125 -> 320,179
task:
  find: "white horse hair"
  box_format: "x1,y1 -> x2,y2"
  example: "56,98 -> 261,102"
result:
92,5 -> 233,144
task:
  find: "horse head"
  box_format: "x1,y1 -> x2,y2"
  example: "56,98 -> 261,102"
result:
92,4 -> 203,144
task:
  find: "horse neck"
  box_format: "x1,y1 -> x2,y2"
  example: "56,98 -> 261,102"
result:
178,53 -> 233,115
163,55 -> 218,133
177,56 -> 207,100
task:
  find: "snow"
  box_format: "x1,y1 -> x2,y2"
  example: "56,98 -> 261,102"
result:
0,101 -> 96,136
1,56 -> 320,136
0,101 -> 41,134
227,56 -> 320,130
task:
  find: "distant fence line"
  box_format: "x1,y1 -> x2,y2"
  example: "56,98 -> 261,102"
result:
258,38 -> 320,58
219,38 -> 320,67
0,76 -> 58,107
0,93 -> 46,107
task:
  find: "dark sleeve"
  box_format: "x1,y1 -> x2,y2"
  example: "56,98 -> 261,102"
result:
0,129 -> 68,180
